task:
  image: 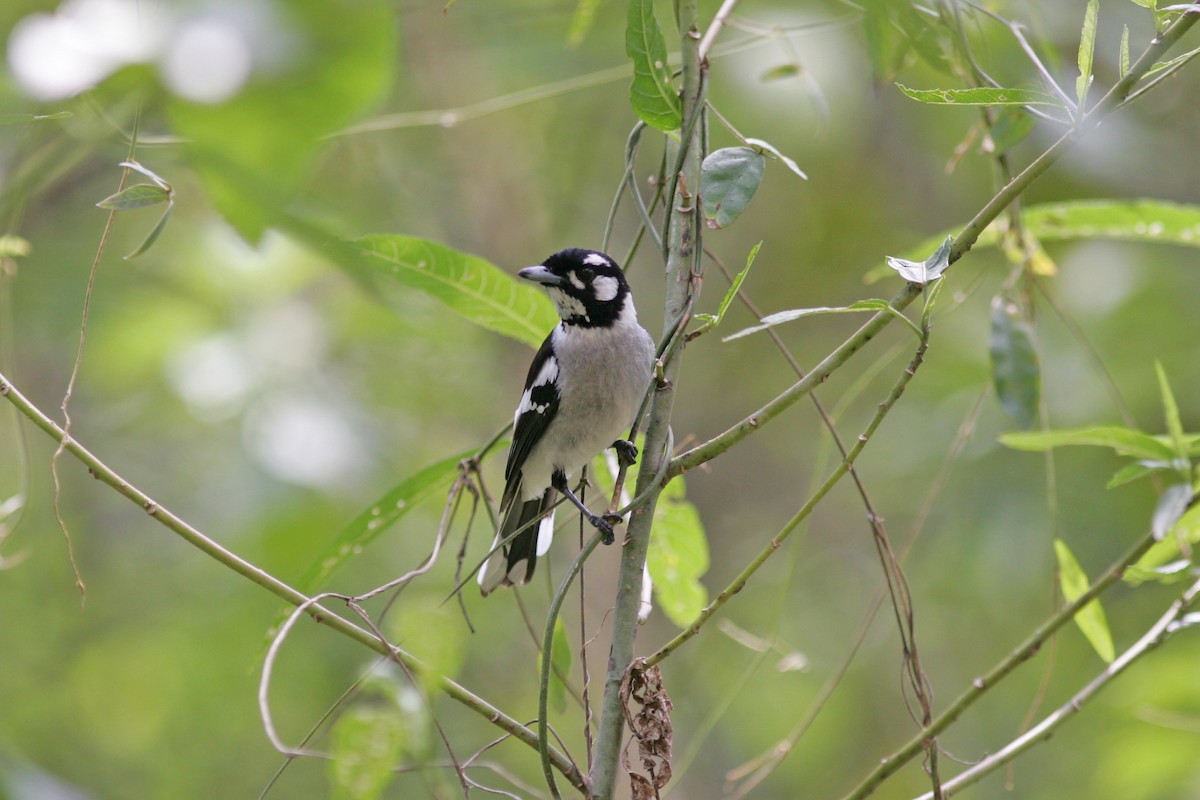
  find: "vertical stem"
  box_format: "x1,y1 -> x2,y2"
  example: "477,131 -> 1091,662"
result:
588,3 -> 706,797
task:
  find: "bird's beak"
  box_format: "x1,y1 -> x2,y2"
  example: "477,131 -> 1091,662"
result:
518,265 -> 566,287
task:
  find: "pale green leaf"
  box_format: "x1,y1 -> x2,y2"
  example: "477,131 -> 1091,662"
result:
701,147 -> 766,229
295,452 -> 469,594
1120,25 -> 1131,77
648,478 -> 709,628
542,617 -> 573,713
329,706 -> 405,800
743,137 -> 808,179
625,0 -> 681,131
999,426 -> 1177,461
866,199 -> 1200,283
123,204 -> 174,260
96,183 -> 171,211
567,0 -> 605,46
989,295 -> 1040,429
0,235 -> 31,258
1106,460 -> 1170,489
1076,0 -> 1099,108
1155,362 -> 1188,469
347,237 -> 557,348
695,242 -> 760,332
897,83 -> 1064,107
761,64 -> 802,82
1054,539 -> 1115,663
389,594 -> 466,692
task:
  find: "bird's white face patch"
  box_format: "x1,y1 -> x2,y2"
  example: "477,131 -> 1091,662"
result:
546,287 -> 589,321
583,253 -> 610,267
592,275 -> 620,302
568,271 -> 586,291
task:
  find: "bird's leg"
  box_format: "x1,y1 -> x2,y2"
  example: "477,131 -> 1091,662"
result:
611,439 -> 638,468
551,469 -> 615,545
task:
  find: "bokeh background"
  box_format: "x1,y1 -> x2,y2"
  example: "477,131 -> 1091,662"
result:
2,1 -> 1199,798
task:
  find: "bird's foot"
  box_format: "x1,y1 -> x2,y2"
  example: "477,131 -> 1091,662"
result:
589,513 -> 616,545
612,439 -> 639,467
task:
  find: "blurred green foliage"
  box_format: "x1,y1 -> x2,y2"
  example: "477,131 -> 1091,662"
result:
2,1 -> 1200,799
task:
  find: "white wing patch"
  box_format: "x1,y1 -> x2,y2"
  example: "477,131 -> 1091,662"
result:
535,508 -> 556,556
592,275 -> 620,302
583,253 -> 610,267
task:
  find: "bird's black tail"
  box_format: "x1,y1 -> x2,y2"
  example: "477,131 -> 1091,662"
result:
478,487 -> 556,595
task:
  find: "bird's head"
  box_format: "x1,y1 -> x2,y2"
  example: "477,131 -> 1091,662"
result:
519,249 -> 634,328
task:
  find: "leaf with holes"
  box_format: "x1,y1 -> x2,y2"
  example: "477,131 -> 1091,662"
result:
897,84 -> 1064,107
346,237 -> 557,348
701,147 -> 766,230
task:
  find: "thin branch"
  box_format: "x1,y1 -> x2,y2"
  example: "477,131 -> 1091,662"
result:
0,369 -> 589,793
911,575 -> 1200,799
838,530 -> 1158,800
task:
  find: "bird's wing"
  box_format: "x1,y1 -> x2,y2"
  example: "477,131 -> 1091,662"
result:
504,332 -> 560,488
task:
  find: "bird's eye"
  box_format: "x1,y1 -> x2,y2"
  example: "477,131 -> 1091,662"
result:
578,266 -> 595,282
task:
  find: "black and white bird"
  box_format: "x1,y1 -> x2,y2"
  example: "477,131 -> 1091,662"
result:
478,248 -> 656,595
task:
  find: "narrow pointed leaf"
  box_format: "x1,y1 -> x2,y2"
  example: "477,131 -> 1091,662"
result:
124,204 -> 174,260
295,452 -> 470,594
724,302 -> 893,341
1155,362 -> 1188,467
1106,460 -> 1169,489
701,147 -> 766,229
625,0 -> 681,131
696,242 -> 760,331
1054,539 -> 1115,663
1076,0 -> 1099,108
97,183 -> 171,211
648,478 -> 709,628
897,84 -> 1064,107
542,617 -> 573,713
743,137 -> 807,179
346,237 -> 557,348
989,295 -> 1040,429
1120,25 -> 1131,77
999,426 -> 1178,461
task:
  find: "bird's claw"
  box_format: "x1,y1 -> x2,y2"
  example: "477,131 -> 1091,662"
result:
613,439 -> 639,467
592,514 -> 617,545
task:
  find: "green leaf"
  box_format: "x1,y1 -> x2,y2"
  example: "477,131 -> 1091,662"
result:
346,237 -> 558,348
541,617 -> 573,714
648,477 -> 709,628
295,452 -> 468,594
865,199 -> 1200,283
96,183 -> 171,211
701,147 -> 766,230
988,109 -> 1038,156
886,235 -> 952,285
0,235 -> 31,258
567,0 -> 605,46
0,111 -> 73,125
1076,0 -> 1099,109
1120,25 -> 1131,77
989,295 -> 1040,429
999,426 -> 1178,461
1106,460 -> 1170,489
1054,539 -> 1115,663
694,242 -> 760,332
1127,503 -> 1200,585
897,84 -> 1064,107
761,64 -> 802,82
329,705 -> 405,800
123,204 -> 174,261
388,594 -> 466,692
1155,362 -> 1188,470
168,0 -> 395,241
724,302 -> 887,341
625,0 -> 681,131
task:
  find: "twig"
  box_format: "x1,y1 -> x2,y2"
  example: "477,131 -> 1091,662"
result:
911,575 -> 1200,799
698,0 -> 741,61
838,530 -> 1158,800
0,369 -> 589,793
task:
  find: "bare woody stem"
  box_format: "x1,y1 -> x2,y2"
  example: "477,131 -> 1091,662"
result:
0,370 -> 588,794
668,7 -> 1200,479
588,2 -> 706,797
